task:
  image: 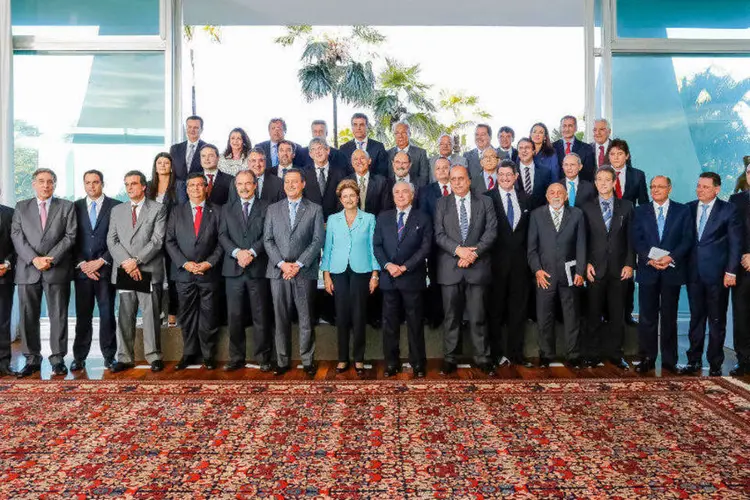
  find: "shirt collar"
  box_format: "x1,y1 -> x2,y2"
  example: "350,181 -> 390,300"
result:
397,205 -> 412,218
315,163 -> 329,170
520,160 -> 534,169
549,204 -> 564,215
700,197 -> 717,209
653,199 -> 670,211
130,197 -> 145,208
455,192 -> 470,202
87,195 -> 105,206
203,168 -> 218,175
240,196 -> 255,204
187,139 -> 200,146
287,197 -> 302,204
599,195 -> 614,205
36,197 -> 52,206
190,201 -> 206,210
565,176 -> 579,185
357,171 -> 370,182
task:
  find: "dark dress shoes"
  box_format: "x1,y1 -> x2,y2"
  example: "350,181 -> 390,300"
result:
274,365 -> 289,376
384,365 -> 400,378
413,366 -> 426,378
355,364 -> 366,377
70,360 -> 86,372
110,362 -> 134,373
51,363 -> 68,376
175,357 -> 193,371
224,361 -> 245,372
709,365 -> 722,377
0,362 -> 14,377
203,359 -> 216,370
538,357 -> 552,368
103,357 -> 115,370
478,363 -> 496,376
635,358 -> 655,373
16,364 -> 41,378
567,358 -> 584,369
150,360 -> 164,372
440,361 -> 457,375
608,358 -> 630,370
678,362 -> 702,375
586,358 -> 602,368
302,364 -> 317,377
730,363 -> 749,377
259,363 -> 272,373
335,362 -> 350,374
661,363 -> 678,374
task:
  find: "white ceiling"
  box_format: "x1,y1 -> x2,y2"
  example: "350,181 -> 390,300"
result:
184,0 -> 585,27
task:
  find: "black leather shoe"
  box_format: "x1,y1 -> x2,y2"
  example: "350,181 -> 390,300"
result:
539,357 -> 551,368
678,362 -> 701,375
440,361 -> 457,375
709,365 -> 722,377
354,363 -> 366,377
70,359 -> 86,372
661,363 -> 678,374
608,357 -> 630,370
635,358 -> 655,373
274,365 -> 289,376
0,363 -> 14,377
16,364 -> 41,378
103,357 -> 115,370
175,357 -> 193,371
109,362 -> 134,373
150,360 -> 164,372
259,363 -> 272,373
51,363 -> 68,376
335,362 -> 350,374
567,358 -> 584,369
203,359 -> 216,370
302,364 -> 317,377
384,365 -> 400,378
730,363 -> 749,376
224,361 -> 245,372
478,363 -> 496,376
413,365 -> 426,378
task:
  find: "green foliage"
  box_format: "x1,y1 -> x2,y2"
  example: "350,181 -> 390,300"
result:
13,120 -> 40,201
337,127 -> 354,145
438,90 -> 492,151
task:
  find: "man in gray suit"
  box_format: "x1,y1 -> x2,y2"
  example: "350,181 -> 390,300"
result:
463,124 -> 496,180
435,165 -> 497,375
429,134 -> 466,183
387,121 -> 430,188
12,168 -> 77,377
263,168 -> 325,377
527,182 -> 587,368
107,170 -> 168,373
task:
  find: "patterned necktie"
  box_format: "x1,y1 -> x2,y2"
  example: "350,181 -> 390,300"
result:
459,197 -> 469,242
442,184 -> 449,197
568,181 -> 576,206
598,145 -> 605,166
89,200 -> 97,228
357,141 -> 364,150
698,204 -> 708,240
657,206 -> 665,240
487,176 -> 495,191
565,142 -> 571,155
289,201 -> 298,227
359,176 -> 367,210
39,201 -> 48,230
524,166 -> 532,195
282,168 -> 288,178
257,176 -> 263,198
131,204 -> 137,228
506,192 -> 515,229
602,200 -> 612,231
271,144 -> 279,167
615,171 -> 623,199
318,168 -> 326,193
187,143 -> 196,167
397,211 -> 405,241
243,201 -> 250,224
194,206 -> 203,236
552,208 -> 562,232
206,174 -> 215,197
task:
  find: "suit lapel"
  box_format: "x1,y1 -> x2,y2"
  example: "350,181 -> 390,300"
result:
92,197 -> 110,231
42,198 -> 60,236
558,206 -> 572,234
350,210 -> 364,233
291,199 -> 306,234
699,201 -> 720,241
131,201 -> 148,240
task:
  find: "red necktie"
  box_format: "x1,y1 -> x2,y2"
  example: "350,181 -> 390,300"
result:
565,142 -> 571,155
206,174 -> 215,197
598,145 -> 605,166
131,204 -> 137,228
442,185 -> 449,197
487,177 -> 495,190
615,171 -> 623,199
194,206 -> 203,236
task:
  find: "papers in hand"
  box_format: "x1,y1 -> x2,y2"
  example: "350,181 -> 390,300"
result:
648,247 -> 676,267
565,260 -> 577,286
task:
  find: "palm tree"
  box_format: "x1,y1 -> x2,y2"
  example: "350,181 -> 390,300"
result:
275,25 -> 384,147
184,25 -> 222,116
438,90 -> 492,150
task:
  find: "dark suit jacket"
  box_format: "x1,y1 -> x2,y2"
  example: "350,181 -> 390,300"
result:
729,191 -> 750,257
470,172 -> 497,195
418,182 -> 445,219
434,193 -> 497,285
219,198 -> 269,279
553,138 -> 596,182
166,201 -> 224,283
340,138 -> 389,178
527,205 -> 587,286
73,196 -> 121,281
373,208 -> 432,291
498,147 -> 519,163
620,166 -> 649,206
0,205 -> 16,285
387,145 -> 430,188
632,201 -> 694,286
687,199 -> 742,285
582,198 -> 635,280
302,166 -> 347,220
338,173 -> 388,216
169,140 -> 205,181
256,172 -> 285,204
300,146 -> 350,175
515,164 -> 553,210
564,179 -> 597,208
177,170 -> 235,206
487,189 -> 531,277
255,140 -> 305,170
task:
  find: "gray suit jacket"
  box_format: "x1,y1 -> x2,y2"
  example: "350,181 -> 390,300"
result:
387,145 -> 430,188
107,198 -> 168,284
429,153 -> 466,182
463,148 -> 496,179
434,193 -> 497,285
527,205 -> 587,286
11,197 -> 77,284
263,198 -> 325,280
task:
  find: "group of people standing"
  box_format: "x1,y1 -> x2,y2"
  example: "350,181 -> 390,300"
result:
2,112 -> 749,380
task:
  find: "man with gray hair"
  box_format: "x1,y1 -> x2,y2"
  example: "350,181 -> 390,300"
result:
12,168 -> 77,377
255,117 -> 304,170
387,121 -> 430,188
302,137 -> 346,220
339,113 -> 389,177
429,133 -> 466,182
591,118 -> 612,169
299,119 -> 348,174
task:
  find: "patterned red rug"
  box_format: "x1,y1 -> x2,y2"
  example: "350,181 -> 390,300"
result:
0,378 -> 748,498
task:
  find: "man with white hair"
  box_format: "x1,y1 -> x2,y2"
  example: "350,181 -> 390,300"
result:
298,119 -> 348,174
387,121 -> 430,188
591,118 -> 612,169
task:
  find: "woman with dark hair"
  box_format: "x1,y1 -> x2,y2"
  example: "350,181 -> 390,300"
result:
530,122 -> 560,181
218,127 -> 252,176
147,152 -> 183,327
734,156 -> 750,193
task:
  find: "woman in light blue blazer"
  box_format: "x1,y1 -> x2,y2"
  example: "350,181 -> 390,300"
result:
321,179 -> 380,376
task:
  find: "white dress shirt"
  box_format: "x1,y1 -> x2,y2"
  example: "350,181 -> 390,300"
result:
439,183 -> 451,196
483,171 -> 498,189
190,200 -> 206,223
130,197 -> 145,218
653,199 -> 670,220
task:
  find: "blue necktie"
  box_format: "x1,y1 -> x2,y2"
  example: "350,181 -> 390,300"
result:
459,197 -> 469,242
89,201 -> 97,228
506,192 -> 514,228
397,211 -> 405,241
657,206 -> 665,240
243,201 -> 250,224
289,201 -> 298,227
568,181 -> 576,206
698,204 -> 708,240
602,200 -> 612,231
271,144 -> 279,167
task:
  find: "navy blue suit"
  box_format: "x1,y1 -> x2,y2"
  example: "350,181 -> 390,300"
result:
169,140 -> 205,181
418,182 -> 448,327
255,140 -> 305,170
685,199 -> 742,368
553,139 -> 596,182
729,191 -> 750,365
73,196 -> 121,362
515,164 -> 553,210
631,201 -> 694,367
340,139 -> 389,178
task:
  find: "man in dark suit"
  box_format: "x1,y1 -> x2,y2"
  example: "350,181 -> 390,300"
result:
631,175 -> 694,374
219,170 -> 272,372
255,117 -> 304,170
197,144 -> 234,206
169,115 -> 205,182
561,153 -> 596,208
679,173 -> 742,376
72,170 -> 121,371
264,168 -> 325,377
0,201 -> 15,376
298,120 -> 349,174
582,166 -> 635,369
267,140 -> 298,181
729,185 -> 750,376
302,138 -> 346,220
528,183 -> 587,368
591,118 -> 612,169
373,181 -> 433,378
470,148 -> 500,195
166,172 -> 224,370
12,168 -> 77,377
553,115 -> 596,182
463,124 -> 495,180
497,126 -> 519,163
515,137 -> 553,210
344,148 -> 388,216
248,147 -> 285,204
435,165 -> 497,375
386,121 -> 430,188
339,113 -> 389,177
486,160 -> 531,366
